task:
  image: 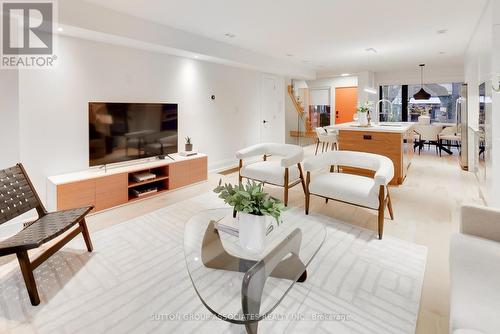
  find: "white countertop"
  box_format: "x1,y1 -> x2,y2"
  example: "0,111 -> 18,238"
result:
48,153 -> 207,185
329,122 -> 414,133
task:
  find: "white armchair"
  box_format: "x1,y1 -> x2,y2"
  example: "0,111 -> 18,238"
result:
303,150 -> 394,239
449,205 -> 500,334
236,143 -> 306,206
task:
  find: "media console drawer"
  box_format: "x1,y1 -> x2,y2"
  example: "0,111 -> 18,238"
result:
49,154 -> 208,213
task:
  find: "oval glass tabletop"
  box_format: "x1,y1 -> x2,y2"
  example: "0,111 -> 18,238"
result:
184,208 -> 327,326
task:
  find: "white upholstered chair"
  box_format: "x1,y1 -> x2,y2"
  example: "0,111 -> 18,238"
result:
413,124 -> 442,155
315,127 -> 338,155
450,205 -> 500,334
438,125 -> 461,156
236,143 -> 305,206
303,150 -> 394,239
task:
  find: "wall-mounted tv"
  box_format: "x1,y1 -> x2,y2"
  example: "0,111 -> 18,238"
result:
89,102 -> 178,166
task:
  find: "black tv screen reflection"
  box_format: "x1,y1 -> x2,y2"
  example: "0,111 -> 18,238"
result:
89,102 -> 178,166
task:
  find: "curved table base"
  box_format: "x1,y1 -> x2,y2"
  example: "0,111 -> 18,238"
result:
201,221 -> 307,333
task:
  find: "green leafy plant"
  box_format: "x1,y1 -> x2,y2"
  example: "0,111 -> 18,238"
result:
357,101 -> 373,113
214,180 -> 286,222
185,137 -> 192,144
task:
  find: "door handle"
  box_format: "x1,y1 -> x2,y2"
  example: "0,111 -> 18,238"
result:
263,120 -> 268,124
363,135 -> 372,140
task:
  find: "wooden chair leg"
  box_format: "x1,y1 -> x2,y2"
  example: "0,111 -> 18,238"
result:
305,171 -> 310,215
238,159 -> 243,184
79,219 -> 93,252
325,143 -> 329,151
322,142 -> 325,153
298,164 -> 306,195
16,251 -> 40,306
283,168 -> 289,207
325,198 -> 329,203
315,140 -> 320,155
378,185 -> 385,240
284,184 -> 289,207
305,192 -> 310,215
387,190 -> 394,220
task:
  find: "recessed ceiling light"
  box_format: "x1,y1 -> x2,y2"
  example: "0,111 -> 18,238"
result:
365,47 -> 378,54
439,51 -> 446,55
437,29 -> 448,34
224,33 -> 236,38
193,55 -> 199,59
286,54 -> 293,57
340,73 -> 350,77
57,27 -> 63,32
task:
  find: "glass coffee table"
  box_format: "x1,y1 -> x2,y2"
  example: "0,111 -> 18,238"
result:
184,208 -> 327,334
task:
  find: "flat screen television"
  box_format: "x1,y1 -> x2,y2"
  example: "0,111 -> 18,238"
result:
89,102 -> 178,166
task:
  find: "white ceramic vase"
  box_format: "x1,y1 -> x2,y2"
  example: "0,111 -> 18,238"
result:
357,112 -> 368,126
238,212 -> 268,253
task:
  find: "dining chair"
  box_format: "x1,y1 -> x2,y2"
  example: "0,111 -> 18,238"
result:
438,125 -> 461,156
413,124 -> 442,155
314,127 -> 338,155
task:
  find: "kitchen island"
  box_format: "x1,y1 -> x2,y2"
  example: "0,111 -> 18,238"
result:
330,122 -> 414,185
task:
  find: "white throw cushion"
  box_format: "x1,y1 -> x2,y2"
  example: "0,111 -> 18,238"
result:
308,173 -> 380,209
240,161 -> 300,186
450,233 -> 500,334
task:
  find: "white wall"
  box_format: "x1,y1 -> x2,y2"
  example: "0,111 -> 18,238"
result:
375,65 -> 465,86
464,0 -> 499,206
0,70 -> 20,168
16,36 -> 284,204
357,71 -> 378,113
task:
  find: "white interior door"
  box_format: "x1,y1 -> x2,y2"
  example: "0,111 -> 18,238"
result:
260,75 -> 283,143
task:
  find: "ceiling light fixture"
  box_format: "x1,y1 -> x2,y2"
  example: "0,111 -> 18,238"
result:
224,33 -> 236,38
286,54 -> 293,57
57,27 -> 63,32
340,73 -> 350,77
437,29 -> 448,34
193,55 -> 199,59
413,64 -> 431,100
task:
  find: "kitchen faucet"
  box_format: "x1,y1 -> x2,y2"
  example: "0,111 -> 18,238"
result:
375,99 -> 394,124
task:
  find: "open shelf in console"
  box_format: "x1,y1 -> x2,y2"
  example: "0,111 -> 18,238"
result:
128,166 -> 169,200
48,154 -> 208,213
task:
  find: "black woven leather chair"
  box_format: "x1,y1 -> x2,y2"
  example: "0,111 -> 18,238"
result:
0,163 -> 93,305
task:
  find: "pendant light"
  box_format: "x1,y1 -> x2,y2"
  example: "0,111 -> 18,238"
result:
413,64 -> 431,100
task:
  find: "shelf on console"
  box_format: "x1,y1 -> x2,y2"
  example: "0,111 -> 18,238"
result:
128,175 -> 169,188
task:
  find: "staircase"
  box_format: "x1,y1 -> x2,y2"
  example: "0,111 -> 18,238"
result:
287,85 -> 315,138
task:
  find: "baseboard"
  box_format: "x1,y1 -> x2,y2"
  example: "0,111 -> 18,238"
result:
208,158 -> 239,174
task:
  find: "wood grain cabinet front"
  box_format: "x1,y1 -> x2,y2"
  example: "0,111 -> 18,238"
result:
169,157 -> 208,190
95,173 -> 128,212
339,130 -> 405,185
57,179 -> 96,211
53,155 -> 208,213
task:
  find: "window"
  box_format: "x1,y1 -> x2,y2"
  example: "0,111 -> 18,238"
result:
379,82 -> 463,123
380,85 -> 403,122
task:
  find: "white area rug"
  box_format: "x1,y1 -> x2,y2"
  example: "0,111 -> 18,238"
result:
0,193 -> 427,334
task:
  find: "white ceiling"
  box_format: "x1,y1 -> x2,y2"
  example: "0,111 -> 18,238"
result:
83,0 -> 487,75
